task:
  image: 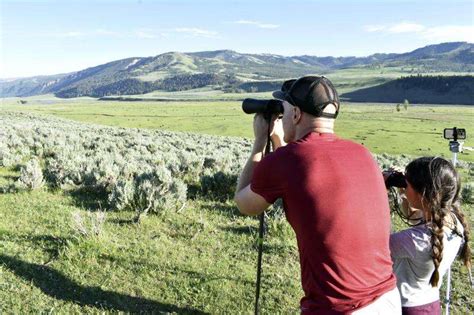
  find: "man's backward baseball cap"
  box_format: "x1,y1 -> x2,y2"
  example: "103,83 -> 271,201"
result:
272,76 -> 340,119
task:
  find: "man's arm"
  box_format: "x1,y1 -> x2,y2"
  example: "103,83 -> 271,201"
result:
234,114 -> 285,216
234,139 -> 271,216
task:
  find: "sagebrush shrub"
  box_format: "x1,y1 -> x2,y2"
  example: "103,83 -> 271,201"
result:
461,182 -> 474,204
0,143 -> 11,167
373,153 -> 412,171
109,165 -> 187,218
3,111 -> 471,215
17,158 -> 44,190
72,210 -> 106,237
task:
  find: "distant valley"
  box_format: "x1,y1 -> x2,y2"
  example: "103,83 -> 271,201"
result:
1,42 -> 473,104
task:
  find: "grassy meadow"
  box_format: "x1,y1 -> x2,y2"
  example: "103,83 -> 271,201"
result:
2,95 -> 473,162
1,93 -> 473,314
0,182 -> 301,314
1,169 -> 472,314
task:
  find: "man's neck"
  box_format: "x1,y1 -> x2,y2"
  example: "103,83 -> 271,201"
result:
295,122 -> 334,140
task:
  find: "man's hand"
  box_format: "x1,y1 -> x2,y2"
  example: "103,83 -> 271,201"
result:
253,114 -> 285,150
253,114 -> 269,145
270,116 -> 285,149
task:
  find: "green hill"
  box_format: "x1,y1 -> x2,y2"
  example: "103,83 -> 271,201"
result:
1,42 -> 473,99
341,75 -> 474,105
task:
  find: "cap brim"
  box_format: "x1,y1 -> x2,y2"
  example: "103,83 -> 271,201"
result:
272,90 -> 286,100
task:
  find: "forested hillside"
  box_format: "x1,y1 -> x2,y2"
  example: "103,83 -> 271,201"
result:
341,75 -> 474,105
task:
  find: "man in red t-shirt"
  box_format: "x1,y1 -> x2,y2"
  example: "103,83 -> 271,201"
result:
234,76 -> 400,314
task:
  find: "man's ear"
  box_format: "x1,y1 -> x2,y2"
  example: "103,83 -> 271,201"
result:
293,106 -> 302,123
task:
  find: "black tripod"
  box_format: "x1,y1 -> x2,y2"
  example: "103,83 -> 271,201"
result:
254,116 -> 273,315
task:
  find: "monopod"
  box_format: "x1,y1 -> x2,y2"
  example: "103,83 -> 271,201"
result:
254,115 -> 273,315
442,127 -> 473,315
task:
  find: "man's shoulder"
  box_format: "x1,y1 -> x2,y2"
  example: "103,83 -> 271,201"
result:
257,144 -> 298,170
335,137 -> 376,157
336,136 -> 368,148
272,134 -> 372,158
266,144 -> 293,160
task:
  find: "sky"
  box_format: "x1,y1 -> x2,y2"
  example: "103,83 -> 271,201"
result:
1,0 -> 473,78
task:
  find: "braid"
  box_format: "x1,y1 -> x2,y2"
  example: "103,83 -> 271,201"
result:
452,202 -> 472,270
429,201 -> 447,287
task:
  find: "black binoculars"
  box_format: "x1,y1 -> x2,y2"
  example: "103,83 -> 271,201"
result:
242,98 -> 284,117
385,171 -> 407,189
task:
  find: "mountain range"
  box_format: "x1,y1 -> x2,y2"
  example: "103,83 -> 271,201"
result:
1,42 -> 473,98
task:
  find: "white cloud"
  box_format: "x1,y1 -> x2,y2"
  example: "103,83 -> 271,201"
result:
363,22 -> 473,42
364,25 -> 386,32
174,28 -> 219,38
387,22 -> 425,33
235,20 -> 280,29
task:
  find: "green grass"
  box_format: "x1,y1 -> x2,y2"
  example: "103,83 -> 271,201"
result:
0,168 -> 473,313
0,170 -> 301,313
2,97 -> 473,162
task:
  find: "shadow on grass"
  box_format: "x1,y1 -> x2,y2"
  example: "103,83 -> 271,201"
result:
29,234 -> 72,263
0,171 -> 18,194
99,254 -> 254,286
0,254 -> 208,314
199,201 -> 239,218
68,187 -> 109,212
10,235 -> 74,264
108,218 -> 136,225
171,268 -> 254,286
221,225 -> 257,235
0,233 -> 82,266
0,174 -> 18,182
0,233 -> 71,263
186,183 -> 201,200
0,184 -> 16,194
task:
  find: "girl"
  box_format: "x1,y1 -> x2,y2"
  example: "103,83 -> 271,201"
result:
389,157 -> 471,314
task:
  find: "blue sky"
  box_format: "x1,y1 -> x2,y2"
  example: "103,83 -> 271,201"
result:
1,0 -> 473,78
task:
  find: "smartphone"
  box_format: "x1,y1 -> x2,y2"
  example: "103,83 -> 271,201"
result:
444,128 -> 466,140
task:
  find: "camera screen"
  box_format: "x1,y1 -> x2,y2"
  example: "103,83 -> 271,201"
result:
444,128 -> 466,140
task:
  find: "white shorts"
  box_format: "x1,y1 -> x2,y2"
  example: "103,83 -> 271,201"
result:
352,287 -> 401,315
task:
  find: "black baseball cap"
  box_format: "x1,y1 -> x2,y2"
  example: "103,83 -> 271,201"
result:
272,76 -> 340,119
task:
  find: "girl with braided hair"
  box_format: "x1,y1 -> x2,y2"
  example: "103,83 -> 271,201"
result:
389,156 -> 471,314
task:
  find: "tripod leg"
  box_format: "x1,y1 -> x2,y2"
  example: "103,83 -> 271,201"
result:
254,213 -> 265,315
254,121 -> 272,315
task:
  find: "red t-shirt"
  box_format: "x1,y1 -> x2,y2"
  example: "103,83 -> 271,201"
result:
251,132 -> 396,314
